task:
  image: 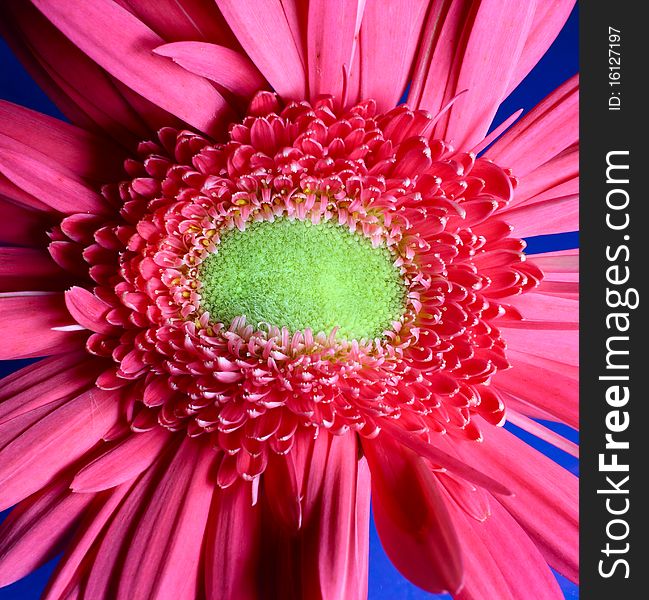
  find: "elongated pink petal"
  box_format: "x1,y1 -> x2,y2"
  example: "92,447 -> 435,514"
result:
205,482 -> 261,600
0,388 -> 120,510
278,0 -> 308,71
501,193 -> 578,237
351,458 -> 371,600
117,438 -> 214,600
493,355 -> 578,427
505,0 -> 576,96
32,0 -> 234,136
536,280 -> 578,299
441,0 -> 536,150
532,248 -> 579,274
0,352 -> 83,401
0,400 -> 69,470
309,434 -> 370,599
0,173 -> 57,213
72,428 -> 172,492
0,198 -> 50,246
453,499 -> 564,600
506,410 -> 579,457
500,324 -> 578,366
65,287 -> 115,335
0,148 -> 108,215
115,0 -> 239,47
0,477 -> 95,587
299,429 -> 332,525
216,0 -> 306,100
363,435 -> 464,594
84,458 -> 165,599
0,294 -> 85,360
359,0 -> 429,111
43,484 -> 132,600
487,75 -> 579,176
0,353 -> 97,425
455,425 -> 579,581
0,1 -> 152,146
380,419 -> 511,496
513,143 -> 578,206
507,348 -> 578,380
471,109 -> 524,155
408,0 -> 473,115
263,450 -> 302,530
308,0 -> 362,105
154,42 -> 267,99
0,248 -> 69,292
505,290 -> 578,323
0,100 -> 124,182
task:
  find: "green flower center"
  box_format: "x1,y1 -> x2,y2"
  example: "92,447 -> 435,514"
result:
198,218 -> 406,340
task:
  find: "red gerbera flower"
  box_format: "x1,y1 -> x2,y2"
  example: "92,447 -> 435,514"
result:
0,1 -> 578,599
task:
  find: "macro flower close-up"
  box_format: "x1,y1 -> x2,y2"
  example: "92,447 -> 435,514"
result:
0,1 -> 578,599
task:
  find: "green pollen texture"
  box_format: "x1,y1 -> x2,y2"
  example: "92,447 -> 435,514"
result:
198,219 -> 406,340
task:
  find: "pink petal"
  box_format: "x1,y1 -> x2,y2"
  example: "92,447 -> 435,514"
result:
512,144 -> 578,207
84,460 -> 164,598
507,348 -> 578,380
72,428 -> 172,492
0,477 -> 94,587
307,0 -> 362,105
452,499 -> 564,600
0,2 -> 152,146
116,438 -> 214,600
0,352 -> 96,425
278,0 -> 308,74
216,0 -> 306,100
359,0 -> 429,112
299,428 -> 333,524
0,387 -> 120,511
65,287 -> 116,335
114,0 -> 240,47
0,173 -> 56,213
379,419 -> 511,496
506,410 -> 579,457
493,354 -> 578,427
0,248 -> 69,292
500,193 -> 578,237
532,248 -> 579,274
487,75 -> 579,176
0,100 -> 124,182
506,0 -> 576,96
454,425 -> 579,582
43,483 -> 132,600
363,435 -> 463,594
263,450 -> 302,529
32,0 -> 234,136
205,482 -> 261,600
308,434 -> 371,599
0,148 -> 108,215
504,290 -> 578,324
0,198 -> 50,246
500,323 -> 578,366
408,0 -> 472,116
441,0 -> 536,150
0,294 -> 86,360
0,351 -> 82,401
439,472 -> 491,524
471,109 -> 524,155
154,42 -> 267,99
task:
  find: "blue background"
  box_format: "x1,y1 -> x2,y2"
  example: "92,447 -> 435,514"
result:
0,5 -> 578,599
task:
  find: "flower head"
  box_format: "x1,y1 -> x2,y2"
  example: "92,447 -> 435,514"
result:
0,1 -> 578,599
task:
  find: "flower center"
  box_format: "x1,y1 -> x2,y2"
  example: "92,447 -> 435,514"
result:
198,218 -> 406,339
